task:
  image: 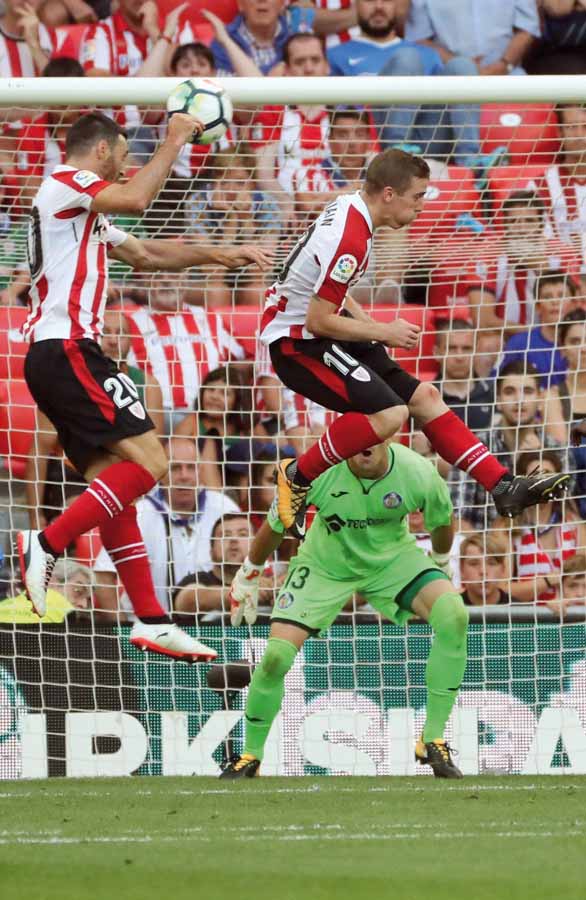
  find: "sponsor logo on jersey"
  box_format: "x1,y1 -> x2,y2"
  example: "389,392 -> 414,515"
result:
331,491 -> 349,498
383,491 -> 403,509
330,253 -> 358,284
324,513 -> 387,533
278,591 -> 295,609
73,170 -> 101,189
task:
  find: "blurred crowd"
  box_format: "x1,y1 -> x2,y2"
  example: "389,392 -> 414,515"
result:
1,0 -> 586,624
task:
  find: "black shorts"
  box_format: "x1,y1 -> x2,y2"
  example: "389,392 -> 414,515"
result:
25,339 -> 154,475
269,338 -> 420,415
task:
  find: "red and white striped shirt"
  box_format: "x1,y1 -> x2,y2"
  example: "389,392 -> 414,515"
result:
13,113 -> 65,180
248,106 -> 331,194
314,0 -> 360,48
81,12 -> 157,129
22,165 -> 128,343
126,306 -> 246,410
543,164 -> 586,271
515,523 -> 578,602
260,192 -> 373,345
0,24 -> 55,77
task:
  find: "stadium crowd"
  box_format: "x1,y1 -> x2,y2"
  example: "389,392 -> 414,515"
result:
0,0 -> 586,624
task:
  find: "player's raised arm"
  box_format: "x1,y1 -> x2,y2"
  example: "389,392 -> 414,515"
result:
229,519 -> 285,626
108,233 -> 273,272
89,113 -> 204,215
306,295 -> 421,349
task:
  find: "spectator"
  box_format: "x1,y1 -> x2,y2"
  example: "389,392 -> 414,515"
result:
434,319 -> 494,431
93,435 -> 241,619
249,448 -> 278,528
542,104 -> 586,273
509,449 -> 584,605
185,148 -> 279,305
460,192 -> 580,331
175,365 -> 254,491
561,552 -> 586,605
206,0 -> 356,75
7,57 -> 85,214
544,308 -> 586,443
294,106 -> 374,223
25,308 -> 164,529
459,534 -> 511,605
0,559 -> 93,623
528,2 -> 586,75
474,328 -> 503,379
254,33 -> 332,228
174,512 -> 253,619
0,0 -> 53,76
499,269 -> 575,387
81,0 -> 187,158
39,0 -> 101,27
329,0 -> 490,167
177,9 -> 262,76
406,0 -> 540,75
125,276 -> 246,430
455,361 -> 564,531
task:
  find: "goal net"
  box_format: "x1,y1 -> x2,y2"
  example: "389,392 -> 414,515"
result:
0,76 -> 585,778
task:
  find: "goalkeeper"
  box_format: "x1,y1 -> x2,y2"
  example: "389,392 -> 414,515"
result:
221,441 -> 468,780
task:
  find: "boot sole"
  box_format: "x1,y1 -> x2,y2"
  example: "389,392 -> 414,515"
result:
130,637 -> 217,662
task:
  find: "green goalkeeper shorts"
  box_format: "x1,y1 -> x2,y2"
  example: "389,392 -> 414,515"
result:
271,546 -> 450,635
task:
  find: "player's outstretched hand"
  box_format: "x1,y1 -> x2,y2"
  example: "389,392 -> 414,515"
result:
167,113 -> 205,145
383,317 -> 421,349
229,561 -> 261,627
222,245 -> 274,271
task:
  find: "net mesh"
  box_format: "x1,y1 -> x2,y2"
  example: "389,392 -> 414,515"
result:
0,97 -> 586,778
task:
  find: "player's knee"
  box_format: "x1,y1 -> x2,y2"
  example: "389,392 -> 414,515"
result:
408,382 -> 442,417
433,593 -> 469,644
260,640 -> 298,680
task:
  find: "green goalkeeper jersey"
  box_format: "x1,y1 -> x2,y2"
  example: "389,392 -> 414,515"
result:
268,443 -> 453,579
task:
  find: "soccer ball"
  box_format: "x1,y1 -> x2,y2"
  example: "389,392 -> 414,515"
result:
166,77 -> 233,146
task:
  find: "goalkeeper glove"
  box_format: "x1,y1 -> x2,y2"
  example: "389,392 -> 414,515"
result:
229,557 -> 261,627
430,549 -> 453,579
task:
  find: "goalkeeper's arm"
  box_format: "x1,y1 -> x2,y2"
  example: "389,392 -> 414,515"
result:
229,519 -> 284,626
429,517 -> 456,577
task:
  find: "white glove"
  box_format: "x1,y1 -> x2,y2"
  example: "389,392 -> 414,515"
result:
229,557 -> 261,627
430,550 -> 453,579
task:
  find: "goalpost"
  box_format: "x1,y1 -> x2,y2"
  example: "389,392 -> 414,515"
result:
0,75 -> 585,779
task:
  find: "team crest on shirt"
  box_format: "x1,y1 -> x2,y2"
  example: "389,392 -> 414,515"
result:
383,492 -> 403,509
73,170 -> 101,189
278,592 -> 295,609
330,254 -> 358,284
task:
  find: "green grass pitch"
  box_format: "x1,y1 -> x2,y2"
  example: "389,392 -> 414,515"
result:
1,776 -> 585,900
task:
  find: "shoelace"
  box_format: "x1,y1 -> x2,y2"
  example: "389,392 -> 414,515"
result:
432,740 -> 458,763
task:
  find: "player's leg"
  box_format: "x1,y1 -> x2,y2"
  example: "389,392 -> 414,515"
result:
364,549 -> 466,778
269,338 -> 409,534
221,561 -> 353,778
407,381 -> 570,517
411,579 -> 469,778
220,623 -> 308,779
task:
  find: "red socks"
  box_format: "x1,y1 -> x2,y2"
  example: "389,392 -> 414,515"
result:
423,410 -> 507,491
297,412 -> 381,482
42,460 -> 156,555
99,505 -> 167,619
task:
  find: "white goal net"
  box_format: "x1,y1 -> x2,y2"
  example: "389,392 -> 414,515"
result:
0,76 -> 586,778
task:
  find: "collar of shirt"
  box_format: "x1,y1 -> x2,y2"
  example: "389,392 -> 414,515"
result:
352,190 -> 374,235
146,488 -> 205,528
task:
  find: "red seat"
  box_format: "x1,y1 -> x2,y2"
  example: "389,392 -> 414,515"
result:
0,306 -> 29,381
0,379 -> 36,478
371,306 -> 438,381
216,305 -> 261,357
409,167 -> 483,241
487,164 -> 547,221
480,104 -> 560,167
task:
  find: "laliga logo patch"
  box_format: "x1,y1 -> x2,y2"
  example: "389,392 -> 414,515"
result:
383,491 -> 403,509
330,254 -> 358,284
278,592 -> 295,610
73,170 -> 100,189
